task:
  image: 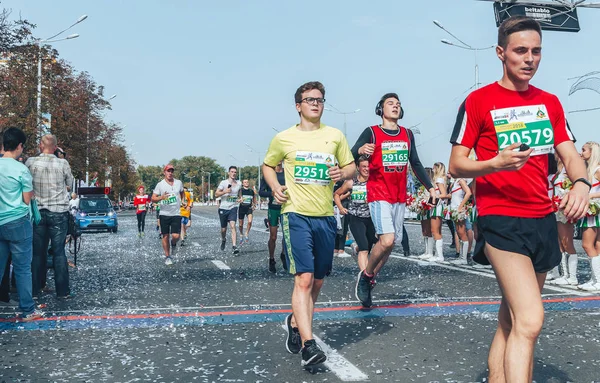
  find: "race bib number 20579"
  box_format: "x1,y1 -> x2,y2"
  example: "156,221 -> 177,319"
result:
294,151 -> 337,186
491,105 -> 554,156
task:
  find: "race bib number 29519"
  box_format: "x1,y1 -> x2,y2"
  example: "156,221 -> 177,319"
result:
491,105 -> 554,156
294,151 -> 336,186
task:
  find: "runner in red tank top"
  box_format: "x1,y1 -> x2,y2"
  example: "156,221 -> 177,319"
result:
351,93 -> 435,307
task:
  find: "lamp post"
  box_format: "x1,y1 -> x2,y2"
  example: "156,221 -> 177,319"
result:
201,170 -> 211,202
245,143 -> 263,188
324,106 -> 360,136
433,20 -> 495,89
36,15 -> 87,140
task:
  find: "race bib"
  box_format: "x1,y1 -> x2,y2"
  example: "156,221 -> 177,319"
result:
382,141 -> 409,167
161,193 -> 177,205
138,204 -> 146,211
226,195 -> 238,203
242,195 -> 253,205
351,185 -> 367,203
294,151 -> 336,186
491,105 -> 554,156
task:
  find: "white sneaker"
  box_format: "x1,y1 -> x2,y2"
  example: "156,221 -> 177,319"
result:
337,251 -> 351,258
550,277 -> 569,286
417,253 -> 433,260
578,281 -> 600,291
472,263 -> 492,269
449,259 -> 469,265
165,257 -> 174,265
566,276 -> 579,286
430,255 -> 445,263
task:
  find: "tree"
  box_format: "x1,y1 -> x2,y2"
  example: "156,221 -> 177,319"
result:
137,165 -> 163,192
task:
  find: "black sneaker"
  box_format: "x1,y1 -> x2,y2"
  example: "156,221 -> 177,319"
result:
264,217 -> 269,228
301,339 -> 326,366
269,258 -> 276,273
355,270 -> 373,308
232,246 -> 240,255
284,313 -> 302,354
280,252 -> 287,271
220,240 -> 226,251
450,242 -> 456,249
180,239 -> 186,246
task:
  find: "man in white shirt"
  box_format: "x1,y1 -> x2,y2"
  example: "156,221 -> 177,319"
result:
151,164 -> 184,265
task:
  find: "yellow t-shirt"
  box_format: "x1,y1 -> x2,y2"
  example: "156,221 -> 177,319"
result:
180,191 -> 192,218
263,124 -> 354,217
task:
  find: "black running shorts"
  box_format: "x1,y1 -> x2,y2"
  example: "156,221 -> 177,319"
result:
238,205 -> 253,219
474,213 -> 561,273
159,215 -> 182,236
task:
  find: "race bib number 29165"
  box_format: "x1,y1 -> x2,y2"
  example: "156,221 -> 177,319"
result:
491,105 -> 554,156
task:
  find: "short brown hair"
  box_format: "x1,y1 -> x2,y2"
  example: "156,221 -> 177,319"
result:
294,81 -> 325,104
498,16 -> 542,49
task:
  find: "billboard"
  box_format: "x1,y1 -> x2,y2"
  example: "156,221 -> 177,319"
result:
494,2 -> 580,32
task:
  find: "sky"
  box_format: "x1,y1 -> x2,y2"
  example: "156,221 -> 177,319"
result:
3,0 -> 600,170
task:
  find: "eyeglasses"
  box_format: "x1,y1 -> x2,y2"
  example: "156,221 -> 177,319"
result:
166,169 -> 174,173
301,97 -> 325,105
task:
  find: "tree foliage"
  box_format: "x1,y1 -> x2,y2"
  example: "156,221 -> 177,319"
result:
0,6 -> 137,199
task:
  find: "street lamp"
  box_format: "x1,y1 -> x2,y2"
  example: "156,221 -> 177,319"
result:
36,15 -> 87,140
200,169 -> 211,203
433,20 -> 495,89
324,106 -> 360,136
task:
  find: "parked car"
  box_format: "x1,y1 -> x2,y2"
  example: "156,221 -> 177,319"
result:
76,187 -> 118,233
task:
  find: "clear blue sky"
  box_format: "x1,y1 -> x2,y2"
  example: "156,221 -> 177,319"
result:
4,0 -> 600,170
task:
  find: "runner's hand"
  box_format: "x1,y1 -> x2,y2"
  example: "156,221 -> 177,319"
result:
273,185 -> 288,204
339,207 -> 348,215
359,143 -> 375,156
493,142 -> 533,171
561,182 -> 590,221
328,165 -> 343,182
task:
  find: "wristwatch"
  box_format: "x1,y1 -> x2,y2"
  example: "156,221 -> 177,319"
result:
573,177 -> 592,189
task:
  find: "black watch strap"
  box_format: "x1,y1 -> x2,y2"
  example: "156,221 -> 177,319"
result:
573,177 -> 592,189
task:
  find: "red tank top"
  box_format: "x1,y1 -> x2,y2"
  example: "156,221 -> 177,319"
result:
367,125 -> 411,204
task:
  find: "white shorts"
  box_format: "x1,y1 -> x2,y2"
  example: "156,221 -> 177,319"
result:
369,201 -> 406,243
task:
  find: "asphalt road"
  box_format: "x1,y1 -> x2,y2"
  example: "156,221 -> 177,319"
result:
1,206 -> 599,383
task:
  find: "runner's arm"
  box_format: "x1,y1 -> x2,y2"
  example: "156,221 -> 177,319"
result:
258,177 -> 271,198
151,193 -> 165,203
407,129 -> 434,190
351,128 -> 372,160
333,180 -> 353,212
458,179 -> 471,209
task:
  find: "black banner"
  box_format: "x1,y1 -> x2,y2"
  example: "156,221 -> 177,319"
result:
494,2 -> 580,32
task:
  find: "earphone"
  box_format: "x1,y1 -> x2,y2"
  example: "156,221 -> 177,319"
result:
375,93 -> 404,119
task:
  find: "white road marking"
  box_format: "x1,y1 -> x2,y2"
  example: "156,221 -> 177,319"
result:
192,242 -> 201,247
390,253 -> 592,297
211,260 -> 231,270
280,324 -> 368,381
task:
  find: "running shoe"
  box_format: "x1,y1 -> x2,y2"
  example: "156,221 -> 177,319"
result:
417,253 -> 433,260
239,238 -> 244,246
449,258 -> 469,265
244,236 -> 249,244
138,232 -> 142,238
220,240 -> 226,251
232,246 -> 240,255
21,310 -> 44,322
284,313 -> 302,354
550,277 -> 569,285
264,218 -> 269,228
355,270 -> 373,308
336,251 -> 351,258
171,245 -> 177,257
301,339 -> 326,366
141,232 -> 145,238
578,281 -> 600,291
165,257 -> 173,265
269,258 -> 276,273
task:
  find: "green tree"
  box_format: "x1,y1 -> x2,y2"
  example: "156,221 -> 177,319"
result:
137,165 -> 163,192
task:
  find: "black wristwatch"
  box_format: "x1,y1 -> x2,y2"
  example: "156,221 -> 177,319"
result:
573,177 -> 592,190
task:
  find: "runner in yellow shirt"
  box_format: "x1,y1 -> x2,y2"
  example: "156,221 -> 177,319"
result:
263,81 -> 355,368
180,189 -> 192,246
